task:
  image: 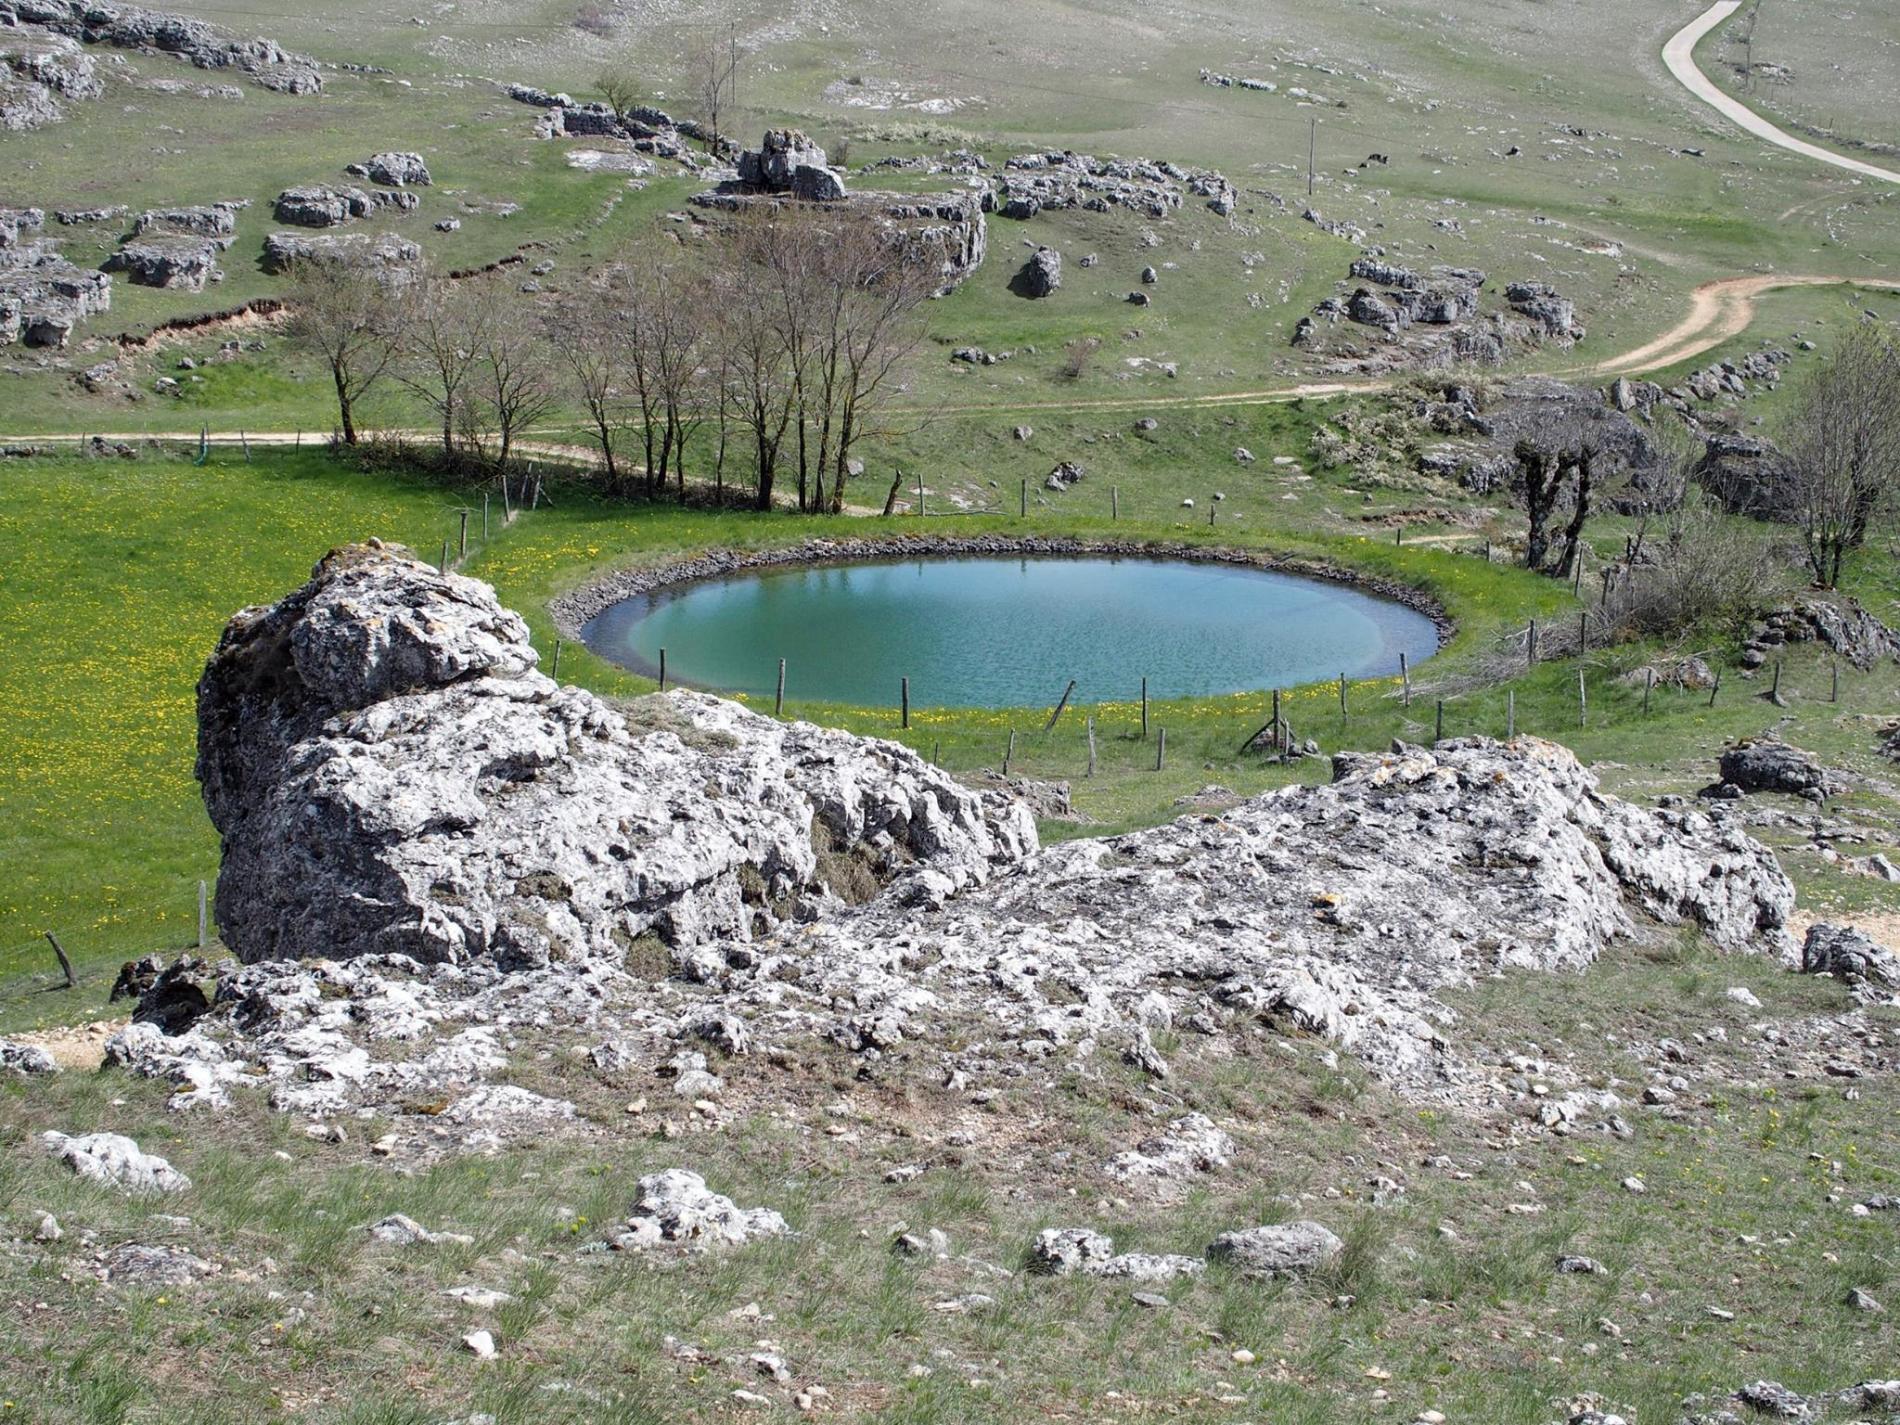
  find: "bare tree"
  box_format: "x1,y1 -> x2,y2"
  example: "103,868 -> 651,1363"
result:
689,27 -> 737,155
284,257 -> 401,446
553,285 -> 636,494
466,286 -> 556,472
1785,322 -> 1900,588
398,273 -> 491,462
717,220 -> 798,510
823,218 -> 936,512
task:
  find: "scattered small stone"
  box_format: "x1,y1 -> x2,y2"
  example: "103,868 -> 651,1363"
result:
461,1328 -> 497,1359
368,1214 -> 473,1247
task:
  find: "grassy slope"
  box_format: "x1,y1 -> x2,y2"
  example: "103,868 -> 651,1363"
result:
0,936 -> 1893,1424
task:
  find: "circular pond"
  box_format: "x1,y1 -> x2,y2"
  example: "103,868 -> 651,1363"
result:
581,555 -> 1439,709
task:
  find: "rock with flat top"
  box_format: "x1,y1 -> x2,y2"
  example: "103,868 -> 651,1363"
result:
1206,1221 -> 1342,1278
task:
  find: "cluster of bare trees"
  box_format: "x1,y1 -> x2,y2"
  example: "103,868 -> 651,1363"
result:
1785,323 -> 1900,589
286,204 -> 937,513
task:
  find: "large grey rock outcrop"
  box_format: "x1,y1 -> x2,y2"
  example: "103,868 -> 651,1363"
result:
0,0 -> 322,94
1697,433 -> 1799,522
196,542 -> 1035,970
737,128 -> 841,195
749,737 -> 1795,1088
0,30 -> 98,128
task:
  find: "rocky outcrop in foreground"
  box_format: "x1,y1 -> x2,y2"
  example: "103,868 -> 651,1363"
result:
96,548 -> 1805,1138
197,542 -> 1034,969
0,0 -> 322,94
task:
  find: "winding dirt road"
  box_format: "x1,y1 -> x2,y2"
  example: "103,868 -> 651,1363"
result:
1664,1 -> 1900,186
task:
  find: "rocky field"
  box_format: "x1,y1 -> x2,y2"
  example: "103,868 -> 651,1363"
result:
2,0 -> 1899,1419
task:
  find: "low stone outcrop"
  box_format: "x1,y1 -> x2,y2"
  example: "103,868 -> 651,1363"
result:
196,542 -> 1035,969
1802,923 -> 1900,998
40,1131 -> 190,1193
1714,741 -> 1829,797
347,151 -> 431,187
133,203 -> 241,248
261,230 -> 420,274
104,234 -> 220,289
272,185 -> 373,228
1,1039 -> 57,1074
992,150 -> 1233,221
0,237 -> 111,346
1028,1228 -> 1202,1283
607,1169 -> 789,1250
1206,1221 -> 1343,1278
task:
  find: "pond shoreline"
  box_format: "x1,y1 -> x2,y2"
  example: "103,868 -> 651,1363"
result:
550,536 -> 1457,663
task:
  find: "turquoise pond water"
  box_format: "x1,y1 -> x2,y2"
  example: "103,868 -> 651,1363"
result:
581,556 -> 1440,709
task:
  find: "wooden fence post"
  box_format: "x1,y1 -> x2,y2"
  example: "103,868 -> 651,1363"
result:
1831,658 -> 1839,704
1155,727 -> 1166,771
1140,677 -> 1150,739
1020,478 -> 1027,518
1578,668 -> 1587,727
1338,672 -> 1347,719
775,658 -> 786,716
1044,679 -> 1077,733
458,509 -> 469,561
440,538 -> 450,573
1272,688 -> 1283,751
1086,716 -> 1097,778
901,676 -> 910,729
1435,699 -> 1444,744
240,430 -> 251,462
1507,689 -> 1515,739
1004,729 -> 1015,776
482,492 -> 490,541
917,470 -> 926,517
1111,487 -> 1119,520
552,640 -> 562,680
1644,668 -> 1654,716
44,931 -> 75,989
1709,673 -> 1720,708
659,648 -> 667,691
1400,652 -> 1411,707
1527,620 -> 1538,667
